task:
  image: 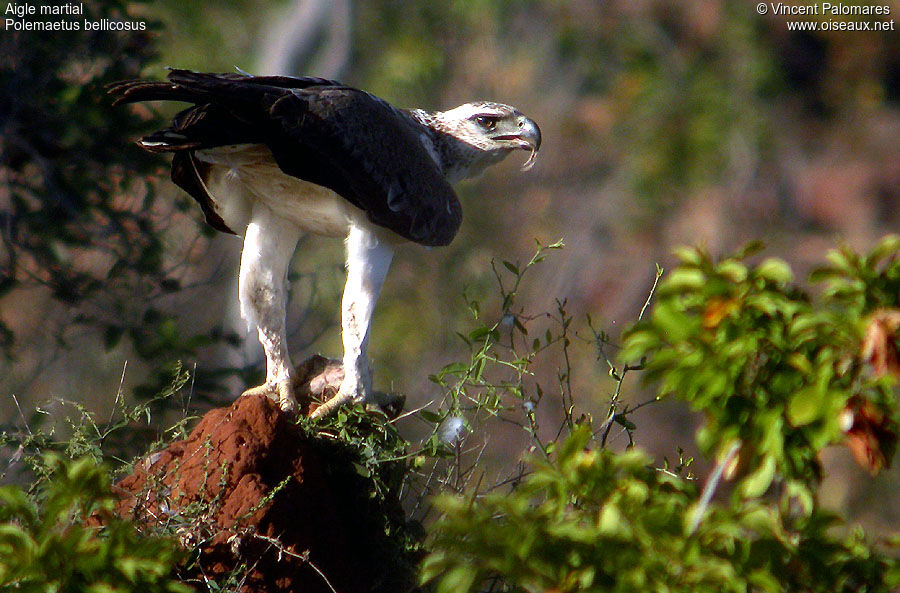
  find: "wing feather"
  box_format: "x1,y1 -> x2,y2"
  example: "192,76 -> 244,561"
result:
265,88 -> 461,246
111,71 -> 461,246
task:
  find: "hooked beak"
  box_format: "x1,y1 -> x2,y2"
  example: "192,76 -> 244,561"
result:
492,116 -> 541,170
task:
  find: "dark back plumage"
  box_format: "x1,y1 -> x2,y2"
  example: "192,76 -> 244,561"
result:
108,70 -> 462,246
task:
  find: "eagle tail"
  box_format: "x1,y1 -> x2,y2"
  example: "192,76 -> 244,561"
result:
109,70 -> 343,153
107,69 -> 342,107
106,78 -> 195,106
106,71 -> 244,107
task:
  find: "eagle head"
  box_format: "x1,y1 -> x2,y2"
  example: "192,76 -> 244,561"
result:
428,101 -> 542,182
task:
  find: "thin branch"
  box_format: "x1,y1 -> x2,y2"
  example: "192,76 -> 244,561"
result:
687,440 -> 741,534
108,360 -> 128,424
639,264 -> 664,321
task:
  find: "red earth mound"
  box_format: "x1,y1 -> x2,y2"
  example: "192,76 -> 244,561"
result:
113,377 -> 417,593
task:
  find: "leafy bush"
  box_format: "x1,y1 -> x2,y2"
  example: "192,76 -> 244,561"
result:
0,455 -> 189,593
7,239 -> 900,593
622,239 -> 900,487
422,237 -> 900,593
422,426 -> 899,593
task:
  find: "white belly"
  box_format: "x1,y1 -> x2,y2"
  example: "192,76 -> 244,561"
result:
195,144 -> 357,237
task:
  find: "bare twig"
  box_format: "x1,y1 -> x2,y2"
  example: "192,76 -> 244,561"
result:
639,264 -> 664,321
11,394 -> 32,436
250,532 -> 339,593
109,360 -> 128,424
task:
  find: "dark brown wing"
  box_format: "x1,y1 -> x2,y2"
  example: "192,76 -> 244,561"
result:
109,70 -> 462,246
265,88 -> 461,246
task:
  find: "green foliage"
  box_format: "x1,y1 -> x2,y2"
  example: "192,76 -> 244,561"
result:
0,454 -> 189,593
0,365 -> 193,486
356,0 -> 537,105
422,426 -> 900,593
812,235 -> 900,316
304,403 -> 414,509
424,240 -> 567,447
423,237 -> 900,592
399,240 -> 632,531
621,240 -> 900,489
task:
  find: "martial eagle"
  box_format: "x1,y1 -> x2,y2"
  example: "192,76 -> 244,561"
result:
109,70 -> 541,418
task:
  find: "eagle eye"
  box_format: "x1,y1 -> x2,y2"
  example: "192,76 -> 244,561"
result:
475,115 -> 499,131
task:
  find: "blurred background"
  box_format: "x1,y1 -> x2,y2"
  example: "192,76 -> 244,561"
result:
2,0 -> 900,531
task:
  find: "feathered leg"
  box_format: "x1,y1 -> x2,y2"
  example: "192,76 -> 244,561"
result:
239,203 -> 303,411
310,223 -> 394,418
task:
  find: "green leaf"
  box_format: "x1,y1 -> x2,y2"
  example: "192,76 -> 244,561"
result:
652,302 -> 696,341
468,326 -> 496,342
662,268 -> 706,293
597,503 -> 629,537
419,552 -> 448,585
740,455 -> 776,498
0,486 -> 33,517
787,387 -> 824,427
755,258 -> 793,285
785,480 -> 814,517
747,568 -> 781,592
787,353 -> 812,374
557,425 -> 592,465
614,415 -> 636,431
620,329 -> 660,360
672,245 -> 704,266
435,565 -> 477,593
439,362 -> 469,377
467,298 -> 480,319
734,240 -> 766,260
718,260 -> 748,283
0,523 -> 35,555
419,410 -> 444,424
514,317 -> 528,335
865,234 -> 900,266
824,247 -> 858,272
502,260 -> 520,275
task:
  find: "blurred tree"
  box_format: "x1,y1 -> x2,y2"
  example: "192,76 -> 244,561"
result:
0,0 -> 241,408
548,1 -> 777,213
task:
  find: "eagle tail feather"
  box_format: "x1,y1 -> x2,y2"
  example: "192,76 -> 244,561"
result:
106,72 -> 247,107
108,70 -> 344,108
106,79 -> 201,106
138,130 -> 199,152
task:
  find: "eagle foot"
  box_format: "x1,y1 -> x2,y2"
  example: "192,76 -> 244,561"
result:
240,380 -> 300,413
308,390 -> 356,420
309,389 -> 405,420
240,354 -> 346,414
240,356 -> 404,419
